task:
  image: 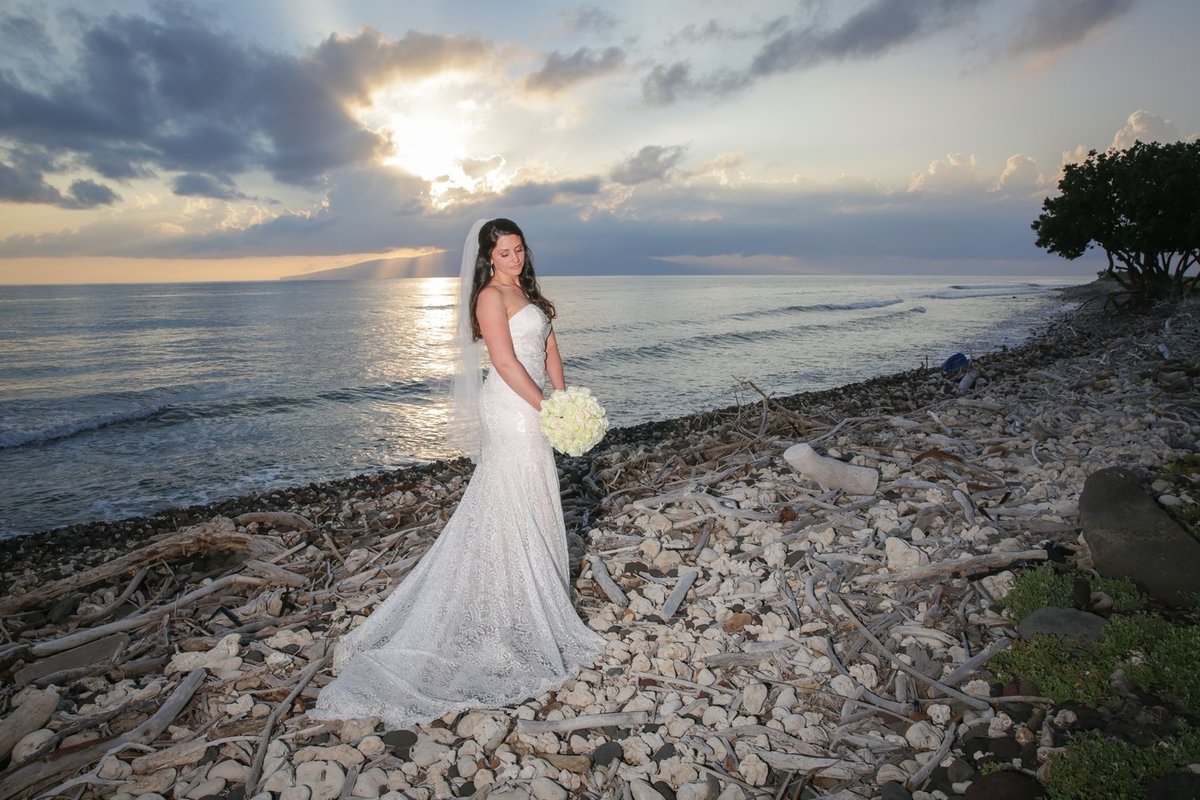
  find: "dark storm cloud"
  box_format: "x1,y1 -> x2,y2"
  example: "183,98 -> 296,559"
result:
0,7 -> 491,205
0,150 -> 119,208
610,145 -> 687,185
172,173 -> 246,200
642,0 -> 985,105
1008,0 -> 1136,55
524,47 -> 625,94
499,176 -> 603,206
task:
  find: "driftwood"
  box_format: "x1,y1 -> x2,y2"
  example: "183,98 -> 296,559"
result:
235,511 -> 315,531
0,295 -> 1189,800
0,687 -> 59,761
586,555 -> 628,607
515,711 -> 650,735
857,548 -> 1049,585
0,668 -> 205,800
246,653 -> 330,796
783,443 -> 878,495
661,570 -> 698,619
829,591 -> 990,712
30,574 -> 265,658
0,523 -> 282,616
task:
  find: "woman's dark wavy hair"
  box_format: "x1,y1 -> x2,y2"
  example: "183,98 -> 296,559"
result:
468,218 -> 556,341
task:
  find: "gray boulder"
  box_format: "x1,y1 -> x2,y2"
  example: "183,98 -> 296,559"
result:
1017,607 -> 1109,644
1079,467 -> 1200,608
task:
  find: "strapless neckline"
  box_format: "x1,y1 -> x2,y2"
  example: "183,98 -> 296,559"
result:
509,303 -> 540,322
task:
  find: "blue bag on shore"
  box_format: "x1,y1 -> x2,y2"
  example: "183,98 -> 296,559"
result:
941,352 -> 970,373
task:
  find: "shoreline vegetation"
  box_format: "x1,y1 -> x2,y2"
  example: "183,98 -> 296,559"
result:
1,277 -> 1198,800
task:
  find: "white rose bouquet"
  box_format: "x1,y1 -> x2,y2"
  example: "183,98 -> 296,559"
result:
539,386 -> 608,457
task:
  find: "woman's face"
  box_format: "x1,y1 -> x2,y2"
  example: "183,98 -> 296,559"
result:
489,234 -> 525,280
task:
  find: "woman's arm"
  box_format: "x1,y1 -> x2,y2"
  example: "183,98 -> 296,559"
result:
545,329 -> 565,391
476,288 -> 545,410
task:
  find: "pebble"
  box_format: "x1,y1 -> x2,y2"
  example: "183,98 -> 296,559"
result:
4,292 -> 1193,800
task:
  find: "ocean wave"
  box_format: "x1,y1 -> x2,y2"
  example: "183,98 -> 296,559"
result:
572,297 -> 906,336
0,405 -> 168,449
570,307 -> 925,370
928,284 -> 1047,299
725,297 -> 904,320
0,379 -> 433,450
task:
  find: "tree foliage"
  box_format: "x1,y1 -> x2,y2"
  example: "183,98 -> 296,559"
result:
1032,139 -> 1200,301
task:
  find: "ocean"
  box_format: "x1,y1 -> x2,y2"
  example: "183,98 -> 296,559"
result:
0,275 -> 1079,538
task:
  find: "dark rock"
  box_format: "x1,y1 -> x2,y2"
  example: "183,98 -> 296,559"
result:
1054,701 -> 1107,732
1145,772 -> 1200,800
454,782 -> 476,797
1004,703 -> 1036,725
964,771 -> 1045,799
382,728 -> 417,757
47,593 -> 81,625
987,736 -> 1021,762
926,765 -> 953,794
947,757 -> 977,784
1079,466 -> 1200,607
593,741 -> 624,767
652,781 -> 677,800
880,782 -> 913,800
1071,576 -> 1091,610
1017,606 -> 1109,644
651,743 -> 677,763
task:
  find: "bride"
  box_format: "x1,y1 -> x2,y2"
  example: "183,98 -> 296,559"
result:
311,219 -> 607,729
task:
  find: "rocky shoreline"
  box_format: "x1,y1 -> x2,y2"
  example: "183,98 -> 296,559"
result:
1,280 -> 1197,800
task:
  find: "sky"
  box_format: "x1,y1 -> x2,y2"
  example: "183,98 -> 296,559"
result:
0,0 -> 1196,283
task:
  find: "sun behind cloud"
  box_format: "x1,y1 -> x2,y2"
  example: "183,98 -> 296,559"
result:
361,75 -> 510,203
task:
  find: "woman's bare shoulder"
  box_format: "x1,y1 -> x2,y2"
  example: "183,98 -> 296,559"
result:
476,284 -> 505,309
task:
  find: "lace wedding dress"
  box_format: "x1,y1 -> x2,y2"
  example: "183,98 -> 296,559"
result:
312,304 -> 607,728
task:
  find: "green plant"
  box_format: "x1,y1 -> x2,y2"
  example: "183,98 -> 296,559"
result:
992,635 -> 1117,707
1044,725 -> 1200,800
1000,564 -> 1145,623
992,613 -> 1200,713
1001,563 -> 1074,622
1104,615 -> 1200,712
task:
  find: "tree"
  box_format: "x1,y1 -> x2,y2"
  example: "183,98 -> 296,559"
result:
1032,139 -> 1200,302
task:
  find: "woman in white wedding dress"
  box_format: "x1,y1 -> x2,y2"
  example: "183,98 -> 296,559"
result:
311,219 -> 607,729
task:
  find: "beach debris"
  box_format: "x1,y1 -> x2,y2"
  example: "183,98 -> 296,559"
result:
0,290 -> 1195,800
783,442 -> 879,495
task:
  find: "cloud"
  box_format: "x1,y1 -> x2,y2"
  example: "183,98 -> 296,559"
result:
65,178 -> 120,208
641,62 -> 694,106
751,0 -> 983,76
1111,109 -> 1180,149
1008,0 -> 1136,57
994,154 -> 1043,194
643,0 -> 984,105
610,145 -> 688,185
458,155 -> 505,180
0,152 -> 119,208
524,47 -> 625,94
497,177 -> 604,207
669,16 -> 789,45
907,153 -> 984,194
172,173 -> 247,200
1061,109 -> 1184,167
0,7 -> 492,205
565,6 -> 619,34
